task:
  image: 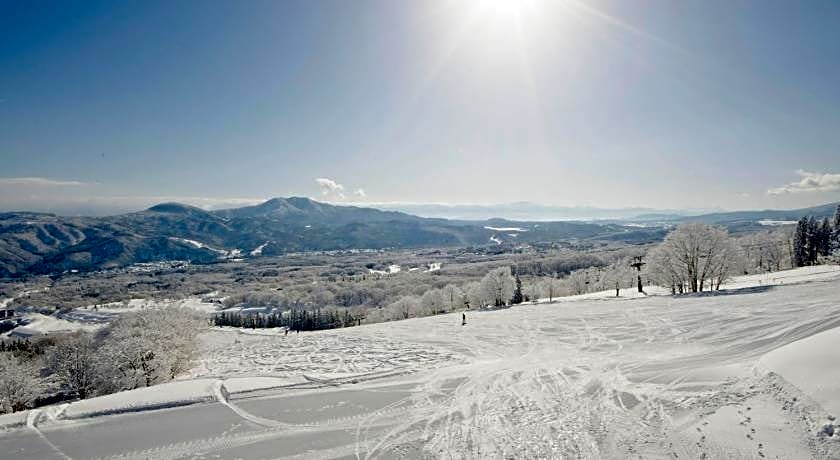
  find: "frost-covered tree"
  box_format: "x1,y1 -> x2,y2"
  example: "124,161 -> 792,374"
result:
647,223 -> 741,293
478,267 -> 515,307
440,284 -> 465,312
705,237 -> 741,290
0,354 -> 41,413
566,270 -> 589,295
536,277 -> 565,302
96,308 -> 205,391
46,332 -> 98,400
594,260 -> 637,293
522,279 -> 542,303
740,231 -> 785,273
646,243 -> 685,294
465,282 -> 485,309
420,289 -> 446,315
763,231 -> 789,272
386,296 -> 420,320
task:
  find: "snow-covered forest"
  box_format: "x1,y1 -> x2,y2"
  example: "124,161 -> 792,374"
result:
0,308 -> 204,413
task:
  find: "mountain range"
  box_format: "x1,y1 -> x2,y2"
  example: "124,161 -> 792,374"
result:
366,202 -> 712,221
0,197 -> 836,277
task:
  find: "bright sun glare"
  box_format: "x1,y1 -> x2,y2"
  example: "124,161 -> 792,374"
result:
474,0 -> 546,27
478,0 -> 543,17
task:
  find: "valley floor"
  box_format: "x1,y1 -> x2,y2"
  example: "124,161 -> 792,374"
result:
3,266 -> 840,459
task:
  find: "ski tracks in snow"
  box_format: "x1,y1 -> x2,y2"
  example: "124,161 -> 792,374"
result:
16,274 -> 840,459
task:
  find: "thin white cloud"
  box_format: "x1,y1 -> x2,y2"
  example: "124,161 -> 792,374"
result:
315,177 -> 345,199
354,188 -> 366,198
767,170 -> 840,195
0,177 -> 90,187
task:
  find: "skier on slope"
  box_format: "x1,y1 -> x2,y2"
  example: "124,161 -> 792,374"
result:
462,312 -> 466,326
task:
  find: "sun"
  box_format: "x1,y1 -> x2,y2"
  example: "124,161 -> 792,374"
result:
470,0 -> 548,31
477,0 -> 544,20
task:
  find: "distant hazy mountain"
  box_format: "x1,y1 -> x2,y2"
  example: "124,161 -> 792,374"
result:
215,197 -> 420,225
0,197 -> 663,277
682,202 -> 839,224
366,202 -> 707,221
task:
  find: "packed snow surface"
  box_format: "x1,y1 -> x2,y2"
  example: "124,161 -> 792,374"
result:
3,266 -> 840,459
760,325 -> 840,416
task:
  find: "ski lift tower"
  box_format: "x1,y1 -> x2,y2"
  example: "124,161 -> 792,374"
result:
630,256 -> 645,293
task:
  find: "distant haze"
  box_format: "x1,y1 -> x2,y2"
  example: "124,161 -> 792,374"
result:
360,202 -> 712,222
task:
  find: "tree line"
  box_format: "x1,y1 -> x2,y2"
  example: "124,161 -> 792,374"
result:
213,308 -> 360,331
792,206 -> 840,267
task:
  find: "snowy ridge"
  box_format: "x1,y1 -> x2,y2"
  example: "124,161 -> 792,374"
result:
17,376 -> 314,427
0,410 -> 27,431
61,379 -> 219,420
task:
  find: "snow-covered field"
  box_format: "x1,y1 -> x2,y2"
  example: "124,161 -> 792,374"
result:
3,266 -> 840,459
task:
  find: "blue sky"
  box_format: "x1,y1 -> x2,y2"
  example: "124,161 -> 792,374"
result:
1,0 -> 840,215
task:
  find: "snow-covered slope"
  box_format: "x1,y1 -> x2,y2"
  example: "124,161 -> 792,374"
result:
4,266 -> 839,459
760,326 -> 840,416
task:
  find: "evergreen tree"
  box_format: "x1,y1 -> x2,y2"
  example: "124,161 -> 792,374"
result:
819,217 -> 832,257
833,204 -> 840,251
806,216 -> 819,264
793,217 -> 808,267
212,308 -> 358,332
511,274 -> 524,305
